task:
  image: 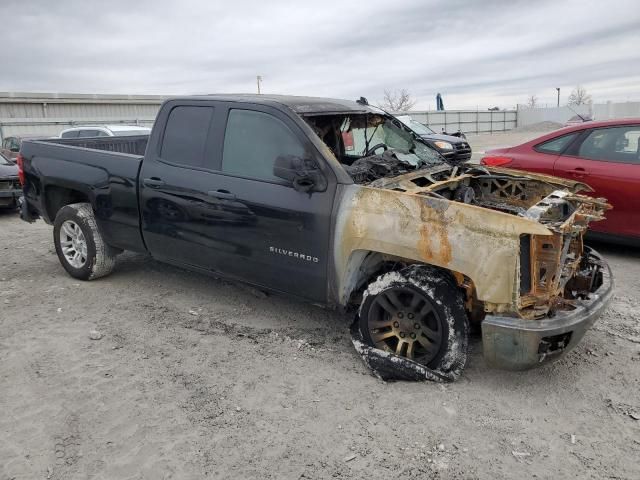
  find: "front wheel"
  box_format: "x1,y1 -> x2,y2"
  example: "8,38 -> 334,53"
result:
53,203 -> 118,280
358,265 -> 469,376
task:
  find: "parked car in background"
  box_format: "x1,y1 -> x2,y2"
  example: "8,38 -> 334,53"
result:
1,134 -> 48,160
0,152 -> 21,210
59,125 -> 151,138
396,115 -> 472,164
481,118 -> 640,244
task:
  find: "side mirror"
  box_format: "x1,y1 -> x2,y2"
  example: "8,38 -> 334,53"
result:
273,155 -> 326,193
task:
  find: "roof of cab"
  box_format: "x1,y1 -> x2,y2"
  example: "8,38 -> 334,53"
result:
169,94 -> 379,115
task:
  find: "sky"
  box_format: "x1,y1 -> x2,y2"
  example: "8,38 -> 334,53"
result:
2,0 -> 640,110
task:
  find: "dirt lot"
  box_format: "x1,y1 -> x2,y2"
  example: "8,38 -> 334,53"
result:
1,133 -> 639,479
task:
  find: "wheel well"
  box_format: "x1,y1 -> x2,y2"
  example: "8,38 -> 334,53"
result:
345,251 -> 479,316
45,186 -> 89,221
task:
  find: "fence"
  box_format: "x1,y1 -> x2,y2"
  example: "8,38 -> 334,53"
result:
0,92 -> 165,141
407,110 -> 517,135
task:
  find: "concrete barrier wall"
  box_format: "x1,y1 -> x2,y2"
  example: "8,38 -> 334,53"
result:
516,101 -> 640,127
593,101 -> 640,120
516,105 -> 591,126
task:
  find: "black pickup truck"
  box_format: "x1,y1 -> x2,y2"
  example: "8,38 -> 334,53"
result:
19,94 -> 613,377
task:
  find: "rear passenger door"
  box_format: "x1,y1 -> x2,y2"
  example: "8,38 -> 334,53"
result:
554,125 -> 640,237
140,101 -> 226,268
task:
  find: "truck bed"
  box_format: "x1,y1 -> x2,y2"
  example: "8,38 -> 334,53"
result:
20,136 -> 147,252
48,134 -> 149,156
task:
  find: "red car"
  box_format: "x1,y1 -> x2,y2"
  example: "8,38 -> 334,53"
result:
481,118 -> 640,244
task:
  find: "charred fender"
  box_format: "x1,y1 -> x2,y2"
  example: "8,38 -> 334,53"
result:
332,184 -> 552,310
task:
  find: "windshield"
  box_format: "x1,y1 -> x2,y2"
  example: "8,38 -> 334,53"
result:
0,152 -> 11,165
408,119 -> 435,135
340,114 -> 443,167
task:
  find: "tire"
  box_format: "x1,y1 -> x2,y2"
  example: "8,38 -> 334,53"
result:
358,265 -> 468,376
53,203 -> 118,280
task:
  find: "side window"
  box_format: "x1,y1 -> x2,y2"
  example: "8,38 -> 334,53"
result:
61,130 -> 79,139
78,129 -> 101,138
96,130 -> 110,137
222,109 -> 306,182
534,132 -> 579,154
578,126 -> 640,163
161,106 -> 214,168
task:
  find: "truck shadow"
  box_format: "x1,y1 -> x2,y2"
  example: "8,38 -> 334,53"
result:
110,251 -> 489,380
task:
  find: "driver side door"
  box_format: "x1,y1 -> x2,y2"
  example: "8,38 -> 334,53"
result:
204,104 -> 338,302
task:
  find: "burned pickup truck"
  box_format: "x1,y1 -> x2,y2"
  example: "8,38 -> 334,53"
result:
18,94 -> 612,378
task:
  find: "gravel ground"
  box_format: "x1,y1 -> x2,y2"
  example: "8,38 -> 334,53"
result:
1,191 -> 639,479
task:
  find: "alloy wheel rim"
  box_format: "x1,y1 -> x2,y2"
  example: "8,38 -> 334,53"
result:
367,287 -> 443,364
59,220 -> 88,268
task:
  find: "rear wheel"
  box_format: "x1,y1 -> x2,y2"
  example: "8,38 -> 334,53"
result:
53,203 -> 118,280
359,265 -> 468,375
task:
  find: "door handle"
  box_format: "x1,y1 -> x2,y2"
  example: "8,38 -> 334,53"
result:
208,189 -> 236,200
569,167 -> 590,177
143,177 -> 166,187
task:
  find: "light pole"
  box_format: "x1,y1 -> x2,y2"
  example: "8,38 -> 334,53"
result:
556,87 -> 560,107
257,76 -> 262,94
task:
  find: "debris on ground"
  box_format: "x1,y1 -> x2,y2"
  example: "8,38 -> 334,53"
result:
512,451 -> 531,458
188,309 -> 199,316
88,330 -> 103,340
630,412 -> 640,421
344,454 -> 357,462
350,321 -> 453,382
571,434 -> 576,444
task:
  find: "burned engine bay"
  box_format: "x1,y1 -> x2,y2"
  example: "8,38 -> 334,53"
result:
369,164 -> 610,228
304,112 -> 608,229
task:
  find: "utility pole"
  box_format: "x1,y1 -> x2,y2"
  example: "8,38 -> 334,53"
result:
257,75 -> 262,94
556,87 -> 560,107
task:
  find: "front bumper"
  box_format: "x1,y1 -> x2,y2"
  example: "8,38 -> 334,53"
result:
0,189 -> 22,206
481,248 -> 614,370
